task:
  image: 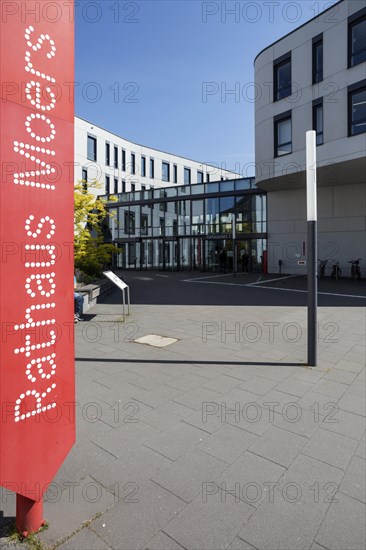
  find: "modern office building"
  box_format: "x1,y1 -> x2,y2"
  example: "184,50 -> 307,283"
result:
102,178 -> 267,272
255,0 -> 366,275
74,116 -> 241,196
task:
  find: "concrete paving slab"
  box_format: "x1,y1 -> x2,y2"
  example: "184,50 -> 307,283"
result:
39,476 -> 116,547
239,497 -> 325,550
275,453 -> 344,510
319,409 -> 366,440
57,527 -> 111,549
337,392 -> 366,416
164,488 -> 255,550
90,481 -> 186,550
315,492 -> 366,550
339,456 -> 366,503
227,537 -> 257,550
151,449 -> 227,503
197,424 -> 259,464
143,421 -> 209,461
302,429 -> 359,470
220,450 -> 286,508
90,444 -> 172,497
355,433 -> 366,459
247,426 -> 307,468
145,530 -> 185,550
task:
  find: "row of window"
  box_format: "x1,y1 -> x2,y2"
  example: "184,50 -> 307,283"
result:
274,81 -> 366,157
273,7 -> 366,102
87,136 -> 209,185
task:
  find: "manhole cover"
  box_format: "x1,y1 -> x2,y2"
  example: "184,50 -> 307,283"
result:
134,334 -> 178,347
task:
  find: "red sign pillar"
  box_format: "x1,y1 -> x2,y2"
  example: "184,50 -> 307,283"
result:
0,1 -> 75,534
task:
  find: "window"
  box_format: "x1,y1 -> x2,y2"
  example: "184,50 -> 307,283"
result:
105,142 -> 110,165
87,135 -> 97,161
141,156 -> 146,177
348,81 -> 366,136
122,149 -> 126,171
122,180 -> 126,193
348,8 -> 366,67
207,173 -> 210,183
274,111 -> 292,156
162,162 -> 170,182
124,212 -> 135,234
114,178 -> 118,193
150,158 -> 154,179
105,175 -> 110,195
114,146 -> 118,169
197,171 -> 204,184
141,214 -> 148,235
82,168 -> 88,192
274,53 -> 291,101
184,167 -> 191,185
312,35 -> 323,84
173,164 -> 178,183
159,217 -> 165,236
131,183 -> 136,192
131,153 -> 136,175
313,99 -> 324,145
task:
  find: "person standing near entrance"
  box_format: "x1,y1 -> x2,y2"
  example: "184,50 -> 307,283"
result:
219,249 -> 227,273
74,272 -> 84,323
242,251 -> 249,274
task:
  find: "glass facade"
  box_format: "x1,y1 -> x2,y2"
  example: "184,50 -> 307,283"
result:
103,178 -> 267,272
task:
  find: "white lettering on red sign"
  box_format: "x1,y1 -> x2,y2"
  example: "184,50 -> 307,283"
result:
13,26 -> 60,423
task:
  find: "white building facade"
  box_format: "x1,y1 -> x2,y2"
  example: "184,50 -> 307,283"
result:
255,0 -> 366,275
74,116 -> 241,196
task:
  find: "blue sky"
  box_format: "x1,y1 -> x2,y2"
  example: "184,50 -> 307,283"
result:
75,0 -> 338,174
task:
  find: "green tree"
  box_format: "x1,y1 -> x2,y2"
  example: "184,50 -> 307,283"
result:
74,179 -> 118,278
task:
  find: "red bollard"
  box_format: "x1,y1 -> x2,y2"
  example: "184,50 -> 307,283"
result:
16,494 -> 45,537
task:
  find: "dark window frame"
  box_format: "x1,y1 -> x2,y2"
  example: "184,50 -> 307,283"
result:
82,168 -> 88,192
150,158 -> 154,179
312,34 -> 323,84
105,142 -> 110,166
131,153 -> 136,175
114,177 -> 118,194
114,146 -> 118,169
274,110 -> 292,157
197,171 -> 204,184
141,156 -> 146,177
173,164 -> 178,183
162,161 -> 170,182
121,149 -> 126,171
184,167 -> 191,185
124,211 -> 135,235
348,7 -> 366,68
105,175 -> 110,195
273,52 -> 292,102
87,135 -> 97,161
141,213 -> 149,235
312,98 -> 324,146
348,80 -> 366,136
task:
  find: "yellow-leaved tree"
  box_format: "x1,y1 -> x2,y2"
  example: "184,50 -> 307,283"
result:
74,179 -> 119,278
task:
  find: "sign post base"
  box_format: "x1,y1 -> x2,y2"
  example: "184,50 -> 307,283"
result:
16,494 -> 45,537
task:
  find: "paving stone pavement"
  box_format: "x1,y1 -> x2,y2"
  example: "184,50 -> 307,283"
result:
1,273 -> 365,550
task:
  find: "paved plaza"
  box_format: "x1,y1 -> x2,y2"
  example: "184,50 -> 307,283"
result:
1,272 -> 365,550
